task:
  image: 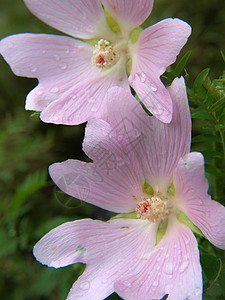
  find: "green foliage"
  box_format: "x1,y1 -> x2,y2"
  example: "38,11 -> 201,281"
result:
0,0 -> 224,299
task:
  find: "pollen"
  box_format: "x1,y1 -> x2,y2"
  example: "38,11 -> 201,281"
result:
91,39 -> 120,69
136,195 -> 172,223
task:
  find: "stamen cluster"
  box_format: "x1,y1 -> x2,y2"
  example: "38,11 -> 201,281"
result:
91,39 -> 120,69
136,194 -> 172,223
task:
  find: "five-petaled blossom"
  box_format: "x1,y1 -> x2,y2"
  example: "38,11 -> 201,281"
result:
0,0 -> 191,124
33,78 -> 225,300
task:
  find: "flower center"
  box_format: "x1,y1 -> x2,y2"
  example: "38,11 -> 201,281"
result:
136,194 -> 172,223
91,39 -> 120,69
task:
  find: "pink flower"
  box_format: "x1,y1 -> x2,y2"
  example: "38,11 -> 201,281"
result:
0,0 -> 191,124
33,77 -> 225,299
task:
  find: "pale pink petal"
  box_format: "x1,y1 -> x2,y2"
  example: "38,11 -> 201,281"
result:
24,0 -> 112,39
173,152 -> 225,250
33,218 -> 157,300
49,136 -> 142,212
129,18 -> 191,123
0,33 -> 94,111
0,33 -> 129,124
101,0 -> 154,30
104,77 -> 191,188
40,64 -> 129,124
115,222 -> 202,300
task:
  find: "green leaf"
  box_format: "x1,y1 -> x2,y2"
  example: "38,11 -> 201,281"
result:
193,68 -> 210,97
209,96 -> 225,112
8,170 -> 47,219
190,107 -> 213,120
192,134 -> 221,143
174,51 -> 192,76
200,247 -> 222,289
205,164 -> 224,177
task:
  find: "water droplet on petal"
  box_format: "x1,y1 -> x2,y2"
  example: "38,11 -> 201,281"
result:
151,86 -> 157,92
65,49 -> 70,54
79,281 -> 90,291
50,87 -> 59,93
31,67 -> 37,73
91,107 -> 98,112
165,284 -> 171,293
54,55 -> 60,61
36,90 -> 43,96
194,287 -> 202,296
88,98 -> 95,103
179,260 -> 189,273
7,42 -> 14,49
123,281 -> 131,288
152,280 -> 158,287
165,262 -> 173,275
41,50 -> 46,54
59,63 -> 68,70
139,72 -> 146,83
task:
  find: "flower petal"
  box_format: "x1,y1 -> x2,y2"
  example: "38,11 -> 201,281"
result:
115,222 -> 202,300
33,218 -> 157,300
0,33 -> 94,111
40,64 -> 129,125
173,152 -> 225,250
0,33 -> 129,124
101,0 -> 154,30
129,18 -> 191,122
24,0 -> 112,39
49,120 -> 142,213
104,77 -> 191,188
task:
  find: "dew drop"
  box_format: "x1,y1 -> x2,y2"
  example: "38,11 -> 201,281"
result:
139,72 -> 146,83
75,245 -> 86,256
65,49 -> 70,54
151,86 -> 157,92
194,287 -> 202,296
101,278 -> 108,284
152,280 -> 158,287
88,97 -> 95,103
31,67 -> 37,73
7,42 -> 14,48
54,55 -> 60,61
79,281 -> 90,291
91,107 -> 98,112
179,260 -> 189,273
165,284 -> 171,293
50,87 -> 59,93
165,262 -> 173,275
41,50 -> 46,54
123,281 -> 131,288
59,63 -> 68,70
36,90 -> 43,96
50,115 -> 59,122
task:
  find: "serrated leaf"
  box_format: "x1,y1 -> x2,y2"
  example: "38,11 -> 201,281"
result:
193,68 -> 210,97
190,107 -> 213,120
200,247 -> 221,285
174,51 -> 192,76
209,96 -> 225,112
205,163 -> 224,176
9,170 -> 47,218
192,134 -> 221,143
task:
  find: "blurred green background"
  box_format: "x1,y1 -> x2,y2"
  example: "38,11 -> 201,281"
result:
0,0 -> 224,299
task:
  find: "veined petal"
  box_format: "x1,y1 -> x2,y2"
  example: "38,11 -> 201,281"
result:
49,142 -> 141,213
101,0 -> 154,32
115,222 -> 202,300
0,33 -> 129,124
173,152 -> 225,250
0,33 -> 94,111
40,63 -> 129,125
129,18 -> 191,122
104,77 -> 191,188
33,218 -> 157,300
24,0 -> 112,39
